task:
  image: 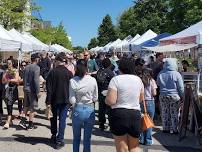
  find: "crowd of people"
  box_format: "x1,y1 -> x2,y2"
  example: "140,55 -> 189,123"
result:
0,49 -> 186,152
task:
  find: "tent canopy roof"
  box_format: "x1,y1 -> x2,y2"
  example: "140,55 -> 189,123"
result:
131,29 -> 157,45
161,20 -> 202,41
144,43 -> 198,52
140,33 -> 172,47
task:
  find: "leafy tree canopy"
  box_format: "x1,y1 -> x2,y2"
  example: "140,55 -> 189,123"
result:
31,22 -> 72,50
97,14 -> 118,46
88,37 -> 99,49
0,0 -> 39,30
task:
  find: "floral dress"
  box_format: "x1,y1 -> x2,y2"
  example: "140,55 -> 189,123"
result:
4,68 -> 18,105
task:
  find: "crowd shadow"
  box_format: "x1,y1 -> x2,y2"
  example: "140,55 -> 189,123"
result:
92,127 -> 113,139
11,134 -> 114,148
150,129 -> 202,152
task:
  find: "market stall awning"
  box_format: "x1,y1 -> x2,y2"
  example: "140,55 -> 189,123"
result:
144,43 -> 198,52
9,29 -> 33,52
160,20 -> 202,45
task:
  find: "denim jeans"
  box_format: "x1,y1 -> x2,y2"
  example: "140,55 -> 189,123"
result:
72,104 -> 95,152
50,103 -> 69,143
140,100 -> 155,145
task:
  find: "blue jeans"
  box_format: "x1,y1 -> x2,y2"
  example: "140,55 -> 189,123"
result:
140,100 -> 155,145
72,104 -> 95,152
50,104 -> 69,143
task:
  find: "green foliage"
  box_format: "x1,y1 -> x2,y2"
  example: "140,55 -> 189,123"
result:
167,0 -> 202,33
118,0 -> 169,36
31,22 -> 72,50
0,0 -> 39,30
88,37 -> 99,49
73,46 -> 84,53
97,14 -> 118,46
118,0 -> 202,36
54,22 -> 72,49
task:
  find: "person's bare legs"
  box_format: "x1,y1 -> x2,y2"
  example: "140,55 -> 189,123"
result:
113,135 -> 129,152
128,135 -> 140,152
29,111 -> 35,122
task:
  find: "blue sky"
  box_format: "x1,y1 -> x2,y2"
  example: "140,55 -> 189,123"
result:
35,0 -> 133,47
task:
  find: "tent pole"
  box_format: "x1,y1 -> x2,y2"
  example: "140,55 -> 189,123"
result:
18,43 -> 22,71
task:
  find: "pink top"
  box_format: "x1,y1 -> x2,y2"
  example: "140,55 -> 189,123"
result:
65,64 -> 75,76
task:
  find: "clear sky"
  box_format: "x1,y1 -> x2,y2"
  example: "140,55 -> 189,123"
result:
35,0 -> 134,47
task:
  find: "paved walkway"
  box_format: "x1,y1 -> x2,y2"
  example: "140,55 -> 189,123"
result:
0,94 -> 202,152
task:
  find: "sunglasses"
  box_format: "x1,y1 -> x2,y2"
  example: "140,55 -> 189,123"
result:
22,64 -> 26,66
84,54 -> 88,56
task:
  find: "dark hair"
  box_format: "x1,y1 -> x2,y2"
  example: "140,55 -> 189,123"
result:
135,58 -> 145,66
182,60 -> 189,66
156,53 -> 163,58
142,68 -> 153,86
102,58 -> 111,69
55,52 -> 66,62
31,53 -> 39,62
118,58 -> 136,74
75,59 -> 88,78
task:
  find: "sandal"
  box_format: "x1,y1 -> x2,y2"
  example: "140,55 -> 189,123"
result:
3,121 -> 13,129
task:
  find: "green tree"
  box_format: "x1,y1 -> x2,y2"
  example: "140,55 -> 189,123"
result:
31,23 -> 72,50
97,14 -> 118,46
88,37 -> 99,49
53,22 -> 72,49
167,0 -> 202,33
118,0 -> 169,36
0,0 -> 39,30
31,26 -> 56,44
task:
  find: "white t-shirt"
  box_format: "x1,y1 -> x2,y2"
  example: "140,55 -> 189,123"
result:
108,75 -> 144,110
144,79 -> 157,101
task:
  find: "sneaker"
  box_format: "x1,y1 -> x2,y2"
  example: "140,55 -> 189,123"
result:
99,124 -> 107,131
19,118 -> 27,129
27,123 -> 37,130
145,140 -> 153,146
54,142 -> 64,150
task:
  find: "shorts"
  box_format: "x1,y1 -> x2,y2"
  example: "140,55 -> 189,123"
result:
109,108 -> 141,138
23,92 -> 38,111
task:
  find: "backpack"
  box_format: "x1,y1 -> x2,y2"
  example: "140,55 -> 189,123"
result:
96,68 -> 107,84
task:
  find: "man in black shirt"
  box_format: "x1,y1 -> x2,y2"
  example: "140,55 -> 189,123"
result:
46,52 -> 72,149
97,58 -> 115,130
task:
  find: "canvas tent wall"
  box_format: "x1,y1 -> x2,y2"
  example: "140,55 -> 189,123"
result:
0,25 -> 21,51
160,20 -> 202,45
121,34 -> 141,52
22,32 -> 49,51
9,29 -> 33,52
50,44 -> 72,54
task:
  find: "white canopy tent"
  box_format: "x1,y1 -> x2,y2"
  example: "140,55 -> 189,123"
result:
108,39 -> 122,49
160,20 -> 202,45
130,29 -> 157,52
50,44 -> 72,54
90,46 -> 103,52
0,25 -> 21,51
8,29 -> 33,52
121,34 -> 141,52
22,32 -> 49,51
100,42 -> 113,52
144,43 -> 198,52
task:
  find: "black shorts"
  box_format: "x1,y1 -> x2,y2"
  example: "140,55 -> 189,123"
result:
109,108 -> 141,138
24,92 -> 38,111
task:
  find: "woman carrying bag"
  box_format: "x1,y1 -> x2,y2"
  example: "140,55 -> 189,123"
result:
139,68 -> 156,145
